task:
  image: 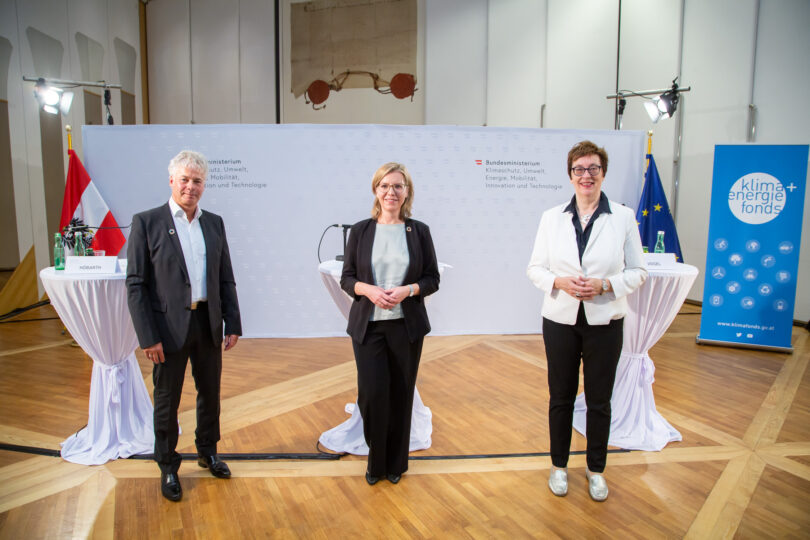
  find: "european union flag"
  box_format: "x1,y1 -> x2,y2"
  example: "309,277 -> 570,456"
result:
636,154 -> 684,261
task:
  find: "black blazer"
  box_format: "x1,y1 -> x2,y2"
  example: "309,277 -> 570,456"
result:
126,203 -> 242,353
340,218 -> 440,343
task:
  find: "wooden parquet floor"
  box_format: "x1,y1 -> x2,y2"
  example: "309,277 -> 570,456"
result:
0,304 -> 808,538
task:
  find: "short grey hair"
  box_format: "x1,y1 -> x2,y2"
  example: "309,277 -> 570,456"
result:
168,150 -> 208,179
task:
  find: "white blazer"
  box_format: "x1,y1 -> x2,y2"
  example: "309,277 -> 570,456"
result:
527,198 -> 647,326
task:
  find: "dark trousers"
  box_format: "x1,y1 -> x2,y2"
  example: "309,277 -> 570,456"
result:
352,319 -> 423,477
153,303 -> 222,474
542,304 -> 623,473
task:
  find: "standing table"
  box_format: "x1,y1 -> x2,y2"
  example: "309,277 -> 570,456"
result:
316,259 -> 446,455
40,267 -> 154,464
573,263 -> 699,451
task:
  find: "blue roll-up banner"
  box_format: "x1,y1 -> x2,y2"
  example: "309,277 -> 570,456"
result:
698,144 -> 808,353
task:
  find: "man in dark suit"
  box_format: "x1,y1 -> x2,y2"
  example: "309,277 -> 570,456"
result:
126,150 -> 241,502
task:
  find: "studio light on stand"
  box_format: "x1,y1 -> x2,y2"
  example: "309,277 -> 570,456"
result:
607,77 -> 690,129
33,78 -> 73,115
24,76 -> 122,118
644,79 -> 682,124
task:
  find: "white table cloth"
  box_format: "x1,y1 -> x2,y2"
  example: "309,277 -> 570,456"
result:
573,263 -> 699,451
41,267 -> 154,464
317,259 -> 447,455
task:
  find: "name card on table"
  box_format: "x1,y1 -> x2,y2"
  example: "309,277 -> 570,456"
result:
644,252 -> 678,269
65,256 -> 119,274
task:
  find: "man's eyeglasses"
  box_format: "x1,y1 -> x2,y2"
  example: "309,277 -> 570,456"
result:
377,183 -> 406,193
571,165 -> 602,177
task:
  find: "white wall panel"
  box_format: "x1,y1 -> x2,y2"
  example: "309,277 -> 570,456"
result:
108,0 -> 142,124
616,0 -> 682,206
1,0 -> 33,261
190,0 -> 241,123
16,0 -> 71,279
424,0 -> 486,125
544,0 -> 618,130
486,0 -> 546,128
240,0 -> 276,124
751,0 -> 810,321
678,0 -> 757,302
146,0 -> 192,123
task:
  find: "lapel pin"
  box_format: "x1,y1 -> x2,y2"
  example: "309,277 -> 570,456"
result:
406,226 -> 412,232
169,228 -> 176,235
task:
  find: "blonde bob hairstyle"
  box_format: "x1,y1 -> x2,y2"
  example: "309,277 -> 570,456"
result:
371,162 -> 414,220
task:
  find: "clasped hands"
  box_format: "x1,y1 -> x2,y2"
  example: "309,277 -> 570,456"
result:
363,284 -> 410,310
555,276 -> 604,300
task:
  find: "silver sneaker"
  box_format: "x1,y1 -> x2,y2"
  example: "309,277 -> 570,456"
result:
586,470 -> 608,501
548,467 -> 568,496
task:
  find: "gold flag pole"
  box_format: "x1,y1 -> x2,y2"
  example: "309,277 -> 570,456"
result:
645,130 -> 653,171
66,124 -> 72,152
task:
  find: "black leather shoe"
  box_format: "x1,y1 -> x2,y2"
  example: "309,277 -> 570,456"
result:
161,472 -> 182,502
365,471 -> 381,485
387,473 -> 402,484
197,454 -> 231,479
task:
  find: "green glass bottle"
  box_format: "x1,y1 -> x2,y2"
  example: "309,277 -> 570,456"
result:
75,231 -> 86,256
654,230 -> 666,254
54,233 -> 65,270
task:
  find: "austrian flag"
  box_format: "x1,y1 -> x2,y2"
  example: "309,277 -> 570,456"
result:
59,150 -> 126,256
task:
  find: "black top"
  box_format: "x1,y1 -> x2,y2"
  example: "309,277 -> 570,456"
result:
564,192 -> 612,262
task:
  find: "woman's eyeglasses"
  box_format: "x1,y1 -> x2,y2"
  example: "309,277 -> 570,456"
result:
571,165 -> 602,177
377,183 -> 406,193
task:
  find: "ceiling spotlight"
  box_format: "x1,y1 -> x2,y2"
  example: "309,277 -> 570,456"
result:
34,78 -> 73,115
645,79 -> 681,123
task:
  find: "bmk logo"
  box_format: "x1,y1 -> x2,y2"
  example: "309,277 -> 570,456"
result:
475,159 -> 482,165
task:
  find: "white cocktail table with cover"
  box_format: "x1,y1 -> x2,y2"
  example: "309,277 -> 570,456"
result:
40,267 -> 154,465
572,263 -> 699,451
317,259 -> 442,455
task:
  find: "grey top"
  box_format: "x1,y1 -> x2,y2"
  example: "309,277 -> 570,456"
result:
370,223 -> 409,321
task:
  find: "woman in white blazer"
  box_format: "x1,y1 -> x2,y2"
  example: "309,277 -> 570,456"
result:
527,141 -> 647,502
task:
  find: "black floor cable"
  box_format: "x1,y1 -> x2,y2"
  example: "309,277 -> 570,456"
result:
0,442 -> 629,461
0,300 -> 57,323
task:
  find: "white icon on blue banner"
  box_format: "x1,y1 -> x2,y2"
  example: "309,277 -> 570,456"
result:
714,238 -> 728,251
773,299 -> 789,312
776,270 -> 790,283
778,241 -> 794,254
729,253 -> 743,266
758,283 -> 773,296
745,239 -> 760,252
761,255 -> 776,268
712,267 -> 726,279
710,295 -> 723,306
741,297 -> 755,309
743,268 -> 758,281
726,281 -> 741,294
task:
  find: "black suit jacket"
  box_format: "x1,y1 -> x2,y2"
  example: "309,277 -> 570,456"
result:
340,218 -> 440,343
126,203 -> 242,353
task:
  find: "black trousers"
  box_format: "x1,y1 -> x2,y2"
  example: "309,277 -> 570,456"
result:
153,303 -> 222,474
352,319 -> 423,477
542,304 -> 623,473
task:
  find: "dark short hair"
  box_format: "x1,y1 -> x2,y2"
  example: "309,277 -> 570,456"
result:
567,140 -> 608,177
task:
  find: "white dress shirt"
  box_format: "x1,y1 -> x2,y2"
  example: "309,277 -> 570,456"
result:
527,198 -> 647,325
169,197 -> 207,303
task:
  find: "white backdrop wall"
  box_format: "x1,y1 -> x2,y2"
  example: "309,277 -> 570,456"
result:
83,124 -> 645,337
7,0 -> 809,322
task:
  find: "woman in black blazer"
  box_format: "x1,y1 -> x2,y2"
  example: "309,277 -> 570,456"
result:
340,162 -> 440,485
